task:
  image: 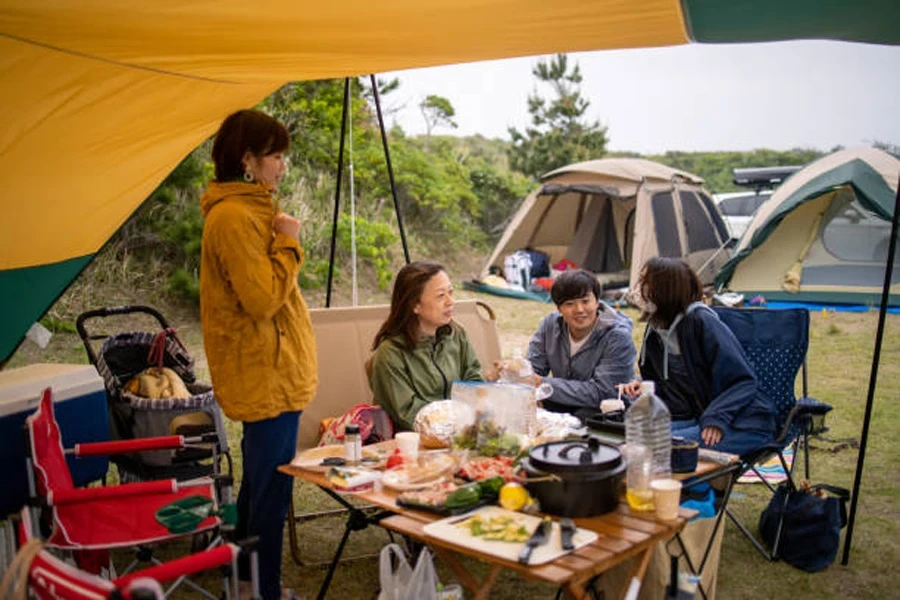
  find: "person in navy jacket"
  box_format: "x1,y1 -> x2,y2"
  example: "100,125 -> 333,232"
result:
621,258 -> 775,458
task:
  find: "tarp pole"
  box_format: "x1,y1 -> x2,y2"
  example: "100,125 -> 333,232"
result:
841,173 -> 900,565
369,74 -> 410,264
325,78 -> 351,308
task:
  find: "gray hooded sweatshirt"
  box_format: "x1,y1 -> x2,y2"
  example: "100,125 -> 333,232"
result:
527,305 -> 636,411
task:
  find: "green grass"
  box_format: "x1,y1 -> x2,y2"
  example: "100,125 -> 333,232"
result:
7,290 -> 899,599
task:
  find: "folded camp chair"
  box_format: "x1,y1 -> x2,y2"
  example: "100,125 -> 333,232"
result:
24,388 -> 238,598
4,507 -> 255,600
711,307 -> 833,559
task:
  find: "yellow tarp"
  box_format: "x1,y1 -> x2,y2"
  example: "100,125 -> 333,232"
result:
0,0 -> 688,269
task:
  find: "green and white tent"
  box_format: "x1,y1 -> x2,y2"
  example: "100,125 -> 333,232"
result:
715,147 -> 900,306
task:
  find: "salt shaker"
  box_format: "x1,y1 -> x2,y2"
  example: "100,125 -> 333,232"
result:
344,424 -> 362,465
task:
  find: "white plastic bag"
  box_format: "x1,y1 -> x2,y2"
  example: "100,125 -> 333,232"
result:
377,543 -> 439,600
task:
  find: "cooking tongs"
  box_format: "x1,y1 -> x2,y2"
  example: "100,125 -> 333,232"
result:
518,517 -> 552,564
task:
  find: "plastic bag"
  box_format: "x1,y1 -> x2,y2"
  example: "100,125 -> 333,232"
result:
378,544 -> 439,600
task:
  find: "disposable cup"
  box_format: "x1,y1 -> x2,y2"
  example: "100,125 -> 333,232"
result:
395,432 -> 420,461
651,478 -> 683,521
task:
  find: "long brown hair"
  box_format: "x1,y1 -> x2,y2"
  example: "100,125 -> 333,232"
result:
637,258 -> 703,329
373,261 -> 446,351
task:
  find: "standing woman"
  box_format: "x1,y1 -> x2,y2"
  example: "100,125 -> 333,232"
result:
200,109 -> 317,600
369,262 -> 483,431
622,258 -> 774,458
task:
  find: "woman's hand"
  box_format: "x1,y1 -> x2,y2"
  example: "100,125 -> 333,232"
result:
484,361 -> 502,382
701,426 -> 723,447
618,381 -> 642,398
273,212 -> 300,239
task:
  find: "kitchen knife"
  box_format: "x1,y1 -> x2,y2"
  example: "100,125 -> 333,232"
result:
518,517 -> 552,565
559,517 -> 576,551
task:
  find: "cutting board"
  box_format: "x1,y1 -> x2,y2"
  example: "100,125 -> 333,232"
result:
422,506 -> 597,566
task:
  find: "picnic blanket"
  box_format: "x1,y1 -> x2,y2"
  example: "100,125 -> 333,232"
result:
738,447 -> 794,484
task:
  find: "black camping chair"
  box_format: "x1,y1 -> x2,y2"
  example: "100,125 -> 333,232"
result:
712,307 -> 833,559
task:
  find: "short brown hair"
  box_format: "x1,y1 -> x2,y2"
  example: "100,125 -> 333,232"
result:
373,262 -> 447,351
211,109 -> 289,181
550,269 -> 601,306
637,258 -> 703,328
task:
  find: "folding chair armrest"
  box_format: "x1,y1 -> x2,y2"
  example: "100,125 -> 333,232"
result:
114,543 -> 239,589
73,436 -> 185,457
48,479 -> 178,506
796,396 -> 833,415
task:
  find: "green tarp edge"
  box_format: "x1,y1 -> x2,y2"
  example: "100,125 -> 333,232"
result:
683,0 -> 900,45
715,158 -> 897,289
0,256 -> 93,364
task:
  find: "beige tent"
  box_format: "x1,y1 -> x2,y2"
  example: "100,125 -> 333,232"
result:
716,148 -> 900,306
483,158 -> 732,289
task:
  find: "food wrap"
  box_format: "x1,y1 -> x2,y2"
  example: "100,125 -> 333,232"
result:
414,400 -> 476,449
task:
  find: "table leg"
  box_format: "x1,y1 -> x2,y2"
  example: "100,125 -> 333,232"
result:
429,545 -> 502,600
617,548 -> 651,600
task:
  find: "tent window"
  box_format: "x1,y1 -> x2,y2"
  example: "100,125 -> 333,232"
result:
718,193 -> 770,217
698,191 -> 730,242
680,191 -> 721,252
652,192 -> 681,257
822,201 -> 899,263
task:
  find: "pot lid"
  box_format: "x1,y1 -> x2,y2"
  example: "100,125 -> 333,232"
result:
528,437 -> 622,474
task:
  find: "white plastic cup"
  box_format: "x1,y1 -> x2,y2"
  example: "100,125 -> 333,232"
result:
395,432 -> 420,461
650,478 -> 683,521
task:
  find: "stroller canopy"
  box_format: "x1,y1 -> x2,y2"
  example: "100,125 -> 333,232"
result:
1,0 -> 899,361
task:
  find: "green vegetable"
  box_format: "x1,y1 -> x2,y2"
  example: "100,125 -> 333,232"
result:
477,476 -> 505,500
445,483 -> 482,510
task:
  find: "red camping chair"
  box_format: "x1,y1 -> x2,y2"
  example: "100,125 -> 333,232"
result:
3,508 -> 256,600
24,388 -> 235,597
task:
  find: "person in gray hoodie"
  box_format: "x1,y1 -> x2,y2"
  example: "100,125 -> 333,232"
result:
526,269 -> 636,419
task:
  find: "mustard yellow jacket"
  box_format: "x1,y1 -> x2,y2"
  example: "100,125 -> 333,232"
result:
199,181 -> 318,423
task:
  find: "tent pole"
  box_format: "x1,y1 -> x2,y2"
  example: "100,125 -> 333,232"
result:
325,78 -> 351,308
369,74 -> 410,264
841,174 -> 900,565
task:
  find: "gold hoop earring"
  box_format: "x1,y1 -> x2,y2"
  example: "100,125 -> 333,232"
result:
243,168 -> 254,183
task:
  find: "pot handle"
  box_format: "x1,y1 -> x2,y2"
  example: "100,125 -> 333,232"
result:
558,442 -> 593,464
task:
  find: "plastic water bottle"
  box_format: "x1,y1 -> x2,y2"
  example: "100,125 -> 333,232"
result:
625,381 -> 672,510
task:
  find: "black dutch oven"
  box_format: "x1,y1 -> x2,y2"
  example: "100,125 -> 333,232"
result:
520,437 -> 625,517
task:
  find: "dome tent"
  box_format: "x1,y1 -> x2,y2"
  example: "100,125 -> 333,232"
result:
482,158 -> 731,290
715,147 -> 900,306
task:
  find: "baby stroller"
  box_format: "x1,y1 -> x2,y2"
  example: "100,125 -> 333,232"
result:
76,305 -> 231,483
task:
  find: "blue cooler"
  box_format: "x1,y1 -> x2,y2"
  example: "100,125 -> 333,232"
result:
0,364 -> 110,516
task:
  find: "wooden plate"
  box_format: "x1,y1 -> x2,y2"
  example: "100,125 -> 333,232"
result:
290,440 -> 395,472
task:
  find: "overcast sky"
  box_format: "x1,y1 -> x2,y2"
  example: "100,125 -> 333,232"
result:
382,40 -> 900,155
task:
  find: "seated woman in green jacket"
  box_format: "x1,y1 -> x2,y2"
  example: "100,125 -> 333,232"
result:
369,261 -> 483,430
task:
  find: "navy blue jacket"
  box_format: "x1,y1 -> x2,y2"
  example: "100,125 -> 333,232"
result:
639,304 -> 775,434
528,306 -> 636,410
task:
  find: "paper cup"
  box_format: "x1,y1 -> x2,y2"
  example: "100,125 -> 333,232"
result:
395,432 -> 420,461
651,479 -> 683,521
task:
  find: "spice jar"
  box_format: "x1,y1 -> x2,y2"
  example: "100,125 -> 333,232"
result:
344,424 -> 362,465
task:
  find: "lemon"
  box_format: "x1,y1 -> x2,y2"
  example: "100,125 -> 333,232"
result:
499,482 -> 530,511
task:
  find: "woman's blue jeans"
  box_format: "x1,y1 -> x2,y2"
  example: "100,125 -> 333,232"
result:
671,418 -> 772,459
236,410 -> 301,600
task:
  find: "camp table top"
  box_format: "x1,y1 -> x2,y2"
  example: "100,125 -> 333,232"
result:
278,460 -> 749,600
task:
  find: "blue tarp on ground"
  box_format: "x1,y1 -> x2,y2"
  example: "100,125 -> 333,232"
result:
462,280 -> 552,303
757,300 -> 900,314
